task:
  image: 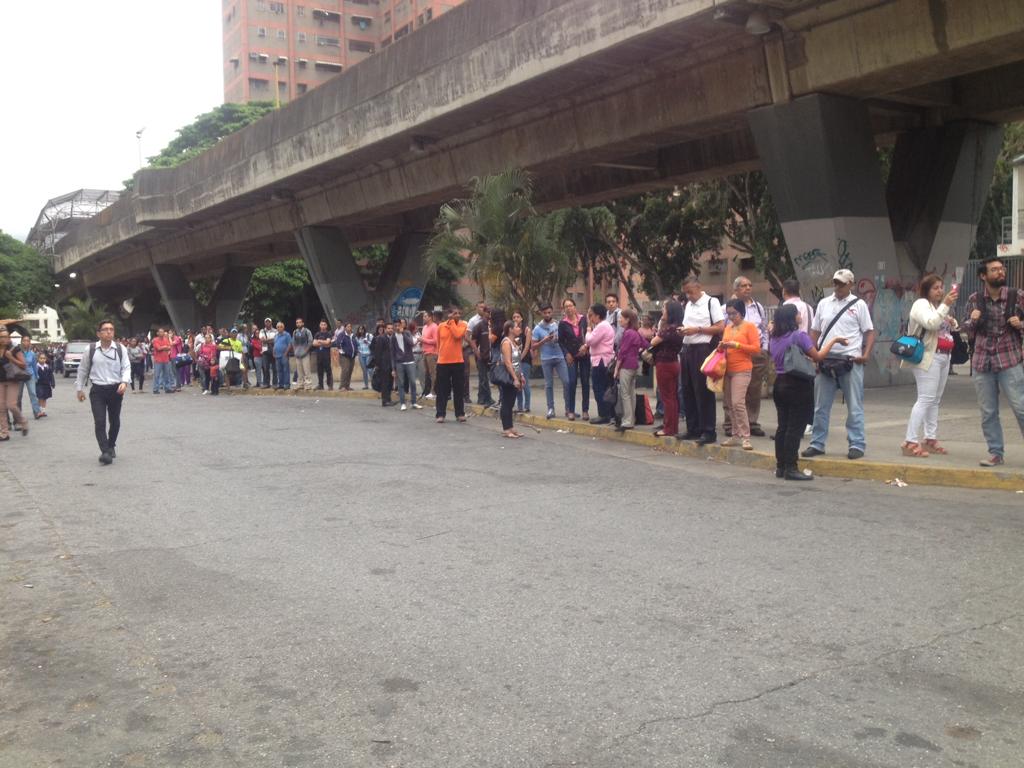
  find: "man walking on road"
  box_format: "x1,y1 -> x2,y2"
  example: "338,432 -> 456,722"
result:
963,257 -> 1024,467
803,269 -> 876,461
76,319 -> 131,465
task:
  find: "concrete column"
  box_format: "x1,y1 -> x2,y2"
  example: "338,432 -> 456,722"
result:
122,287 -> 161,337
749,94 -> 909,384
149,264 -> 200,332
295,226 -> 373,328
887,121 -> 1003,276
209,264 -> 255,329
376,231 -> 429,323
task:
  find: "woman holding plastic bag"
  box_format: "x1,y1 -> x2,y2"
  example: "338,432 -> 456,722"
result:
648,300 -> 685,438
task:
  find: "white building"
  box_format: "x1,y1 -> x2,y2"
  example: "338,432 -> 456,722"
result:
19,306 -> 66,342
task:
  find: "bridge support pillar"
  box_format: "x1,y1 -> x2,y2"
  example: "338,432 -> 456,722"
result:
122,287 -> 161,338
748,94 -> 999,385
149,264 -> 200,333
295,226 -> 374,328
378,231 -> 429,324
210,264 -> 255,329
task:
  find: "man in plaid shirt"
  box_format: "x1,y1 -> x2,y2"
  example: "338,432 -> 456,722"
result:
962,258 -> 1024,467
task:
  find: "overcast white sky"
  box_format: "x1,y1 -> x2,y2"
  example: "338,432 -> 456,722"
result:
0,1 -> 224,241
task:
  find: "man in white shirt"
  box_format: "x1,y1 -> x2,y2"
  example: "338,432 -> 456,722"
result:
259,318 -> 277,389
781,279 -> 814,334
76,319 -> 131,465
679,276 -> 725,444
803,269 -> 876,460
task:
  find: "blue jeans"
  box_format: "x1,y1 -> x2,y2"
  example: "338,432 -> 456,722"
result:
153,362 -> 175,393
396,363 -> 417,405
275,356 -> 291,388
810,361 -> 865,452
252,355 -> 265,388
541,356 -> 571,413
516,362 -> 532,411
973,364 -> 1024,458
566,356 -> 590,415
18,377 -> 40,416
359,353 -> 371,387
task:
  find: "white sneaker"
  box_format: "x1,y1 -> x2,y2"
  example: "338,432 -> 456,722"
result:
202,390 -> 209,395
400,404 -> 408,411
412,403 -> 423,409
803,424 -> 812,436
425,393 -> 436,400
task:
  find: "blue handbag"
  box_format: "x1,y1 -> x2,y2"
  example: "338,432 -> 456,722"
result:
890,329 -> 925,364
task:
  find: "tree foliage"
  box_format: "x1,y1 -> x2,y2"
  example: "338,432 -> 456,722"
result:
0,231 -> 53,318
425,170 -> 576,313
239,260 -> 319,326
974,122 -> 1024,259
58,296 -> 111,341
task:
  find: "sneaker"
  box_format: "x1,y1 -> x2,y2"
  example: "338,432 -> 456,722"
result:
202,390 -> 209,395
741,439 -> 753,451
108,447 -> 116,459
400,404 -> 408,411
847,448 -> 864,460
803,424 -> 813,437
720,437 -> 739,447
412,403 -> 423,409
801,446 -> 825,458
546,409 -> 555,419
979,455 -> 1004,467
749,427 -> 766,437
425,393 -> 436,400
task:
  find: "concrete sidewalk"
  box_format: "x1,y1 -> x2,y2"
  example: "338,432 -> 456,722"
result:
253,365 -> 1024,491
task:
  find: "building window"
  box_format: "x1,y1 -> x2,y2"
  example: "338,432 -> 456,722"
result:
383,11 -> 391,24
316,35 -> 340,47
381,35 -> 392,48
313,9 -> 342,23
348,39 -> 374,53
268,1 -> 285,13
248,77 -> 270,90
256,0 -> 267,10
297,57 -> 308,67
426,8 -> 433,21
296,5 -> 305,16
394,23 -> 410,40
351,15 -> 372,30
276,29 -> 286,39
297,83 -> 308,94
314,60 -> 342,72
257,26 -> 267,37
297,31 -> 307,43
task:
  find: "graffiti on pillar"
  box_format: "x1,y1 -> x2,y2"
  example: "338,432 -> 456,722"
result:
793,247 -> 830,276
809,285 -> 825,304
390,287 -> 424,324
837,239 -> 853,271
856,278 -> 877,312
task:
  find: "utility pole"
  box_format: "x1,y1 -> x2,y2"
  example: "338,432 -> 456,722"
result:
135,127 -> 146,169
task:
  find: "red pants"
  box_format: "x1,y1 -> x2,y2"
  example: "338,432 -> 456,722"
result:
655,360 -> 680,435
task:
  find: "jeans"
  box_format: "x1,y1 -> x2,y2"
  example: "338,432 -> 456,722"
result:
973,364 -> 1024,458
773,373 -> 814,471
153,361 -> 175,393
396,362 -> 418,405
541,356 -> 571,414
616,368 -> 638,427
655,360 -> 680,435
590,361 -> 613,420
810,361 -> 865,452
18,377 -> 40,416
252,355 -> 265,388
516,362 -> 533,411
905,353 -> 950,443
89,384 -> 123,453
359,353 -> 371,387
435,362 -> 466,419
275,356 -> 291,389
567,356 -> 590,415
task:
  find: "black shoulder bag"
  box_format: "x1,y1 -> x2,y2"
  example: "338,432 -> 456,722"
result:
816,298 -> 859,380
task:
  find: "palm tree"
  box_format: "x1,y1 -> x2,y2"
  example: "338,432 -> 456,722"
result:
59,297 -> 111,341
425,169 -> 575,315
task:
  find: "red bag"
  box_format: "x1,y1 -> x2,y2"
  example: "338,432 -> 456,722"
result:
635,394 -> 654,426
936,336 -> 955,353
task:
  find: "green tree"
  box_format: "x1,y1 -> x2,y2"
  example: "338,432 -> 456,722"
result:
0,232 -> 53,318
239,260 -> 319,324
974,122 -> 1024,259
58,297 -> 111,341
425,170 -> 575,312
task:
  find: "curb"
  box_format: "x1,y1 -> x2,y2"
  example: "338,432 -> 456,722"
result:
226,386 -> 1024,492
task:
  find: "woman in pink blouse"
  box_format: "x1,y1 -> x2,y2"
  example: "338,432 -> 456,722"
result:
580,303 -> 616,424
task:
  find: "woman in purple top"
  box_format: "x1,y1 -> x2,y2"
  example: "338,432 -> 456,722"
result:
613,308 -> 648,431
769,304 -> 846,480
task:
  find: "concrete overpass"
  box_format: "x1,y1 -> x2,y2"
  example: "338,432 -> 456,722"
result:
53,0 -> 1024,380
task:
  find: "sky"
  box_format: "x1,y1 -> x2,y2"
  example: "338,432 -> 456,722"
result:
0,1 -> 224,241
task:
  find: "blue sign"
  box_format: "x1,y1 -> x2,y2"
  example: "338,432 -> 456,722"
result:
390,287 -> 423,323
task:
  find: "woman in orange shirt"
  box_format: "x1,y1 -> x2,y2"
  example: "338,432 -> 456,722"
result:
718,299 -> 761,449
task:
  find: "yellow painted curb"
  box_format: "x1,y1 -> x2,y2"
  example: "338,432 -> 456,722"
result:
226,387 -> 1024,492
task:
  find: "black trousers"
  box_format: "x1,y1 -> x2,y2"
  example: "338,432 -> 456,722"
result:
681,342 -> 717,438
130,361 -> 145,390
89,384 -> 123,453
264,352 -> 276,387
379,366 -> 393,404
773,373 -> 814,470
435,362 -> 466,419
499,382 -> 518,430
316,354 -> 333,389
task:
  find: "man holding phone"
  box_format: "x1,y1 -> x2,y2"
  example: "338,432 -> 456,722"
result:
533,303 -> 571,420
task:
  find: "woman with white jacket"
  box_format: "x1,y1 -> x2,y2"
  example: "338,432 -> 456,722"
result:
902,274 -> 959,457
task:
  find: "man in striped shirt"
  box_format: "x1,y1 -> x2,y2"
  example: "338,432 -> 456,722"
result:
75,319 -> 131,465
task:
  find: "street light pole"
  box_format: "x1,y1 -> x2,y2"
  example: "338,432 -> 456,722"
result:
136,127 -> 146,169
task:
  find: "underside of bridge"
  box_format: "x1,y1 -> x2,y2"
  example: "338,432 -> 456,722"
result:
52,0 -> 1024,379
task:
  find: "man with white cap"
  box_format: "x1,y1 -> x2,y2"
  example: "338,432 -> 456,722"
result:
803,269 -> 876,460
259,317 -> 277,389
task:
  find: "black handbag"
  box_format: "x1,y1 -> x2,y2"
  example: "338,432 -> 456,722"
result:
602,382 -> 618,406
950,332 -> 969,365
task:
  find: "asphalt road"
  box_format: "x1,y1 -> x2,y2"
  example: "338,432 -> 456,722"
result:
1,388 -> 1022,767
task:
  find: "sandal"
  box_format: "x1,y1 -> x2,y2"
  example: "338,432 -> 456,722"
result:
435,417 -> 445,424
923,439 -> 948,455
457,416 -> 468,423
566,413 -> 576,422
654,430 -> 669,438
901,441 -> 929,458
502,432 -> 521,439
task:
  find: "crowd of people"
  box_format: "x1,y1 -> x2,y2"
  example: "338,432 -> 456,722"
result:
4,257 -> 1022,474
